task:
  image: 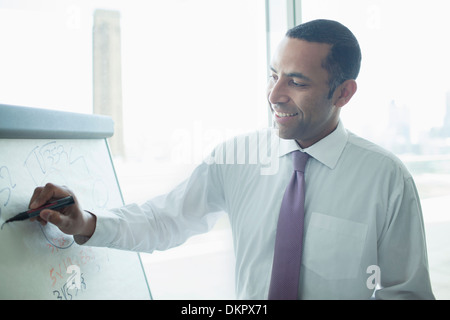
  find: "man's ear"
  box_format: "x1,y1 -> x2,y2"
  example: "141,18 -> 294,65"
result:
333,79 -> 357,108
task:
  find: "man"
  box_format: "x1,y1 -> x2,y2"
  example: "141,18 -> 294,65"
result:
29,19 -> 434,299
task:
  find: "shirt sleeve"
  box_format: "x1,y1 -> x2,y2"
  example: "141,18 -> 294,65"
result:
75,159 -> 227,253
375,174 -> 435,299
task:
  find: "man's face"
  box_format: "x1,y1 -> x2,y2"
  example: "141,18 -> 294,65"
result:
267,37 -> 340,148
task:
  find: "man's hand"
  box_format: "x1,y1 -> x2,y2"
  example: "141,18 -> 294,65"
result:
29,183 -> 96,238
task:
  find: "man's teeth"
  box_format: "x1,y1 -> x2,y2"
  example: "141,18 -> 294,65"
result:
276,112 -> 298,117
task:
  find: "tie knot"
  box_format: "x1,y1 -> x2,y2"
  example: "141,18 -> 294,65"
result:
292,151 -> 309,172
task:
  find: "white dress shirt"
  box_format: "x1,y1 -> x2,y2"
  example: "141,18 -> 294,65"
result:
79,121 -> 435,299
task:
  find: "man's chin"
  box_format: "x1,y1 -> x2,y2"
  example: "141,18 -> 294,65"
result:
274,127 -> 297,141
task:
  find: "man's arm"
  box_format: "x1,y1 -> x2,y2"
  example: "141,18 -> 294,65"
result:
30,158 -> 226,253
375,176 -> 434,299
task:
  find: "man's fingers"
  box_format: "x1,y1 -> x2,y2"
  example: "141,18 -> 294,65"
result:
30,183 -> 71,209
40,209 -> 68,230
29,187 -> 44,209
40,208 -> 80,235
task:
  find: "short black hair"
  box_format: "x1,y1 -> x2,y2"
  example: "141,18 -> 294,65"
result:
286,19 -> 362,98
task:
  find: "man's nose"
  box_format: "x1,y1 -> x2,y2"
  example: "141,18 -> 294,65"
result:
268,80 -> 290,105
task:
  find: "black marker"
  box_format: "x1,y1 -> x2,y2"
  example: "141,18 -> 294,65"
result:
1,195 -> 74,229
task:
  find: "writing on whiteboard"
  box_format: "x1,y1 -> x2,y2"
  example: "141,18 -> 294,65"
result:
0,166 -> 16,220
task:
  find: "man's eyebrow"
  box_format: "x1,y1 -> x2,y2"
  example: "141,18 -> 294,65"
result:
270,66 -> 312,82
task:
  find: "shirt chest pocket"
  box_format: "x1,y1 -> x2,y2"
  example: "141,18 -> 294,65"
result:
302,212 -> 368,280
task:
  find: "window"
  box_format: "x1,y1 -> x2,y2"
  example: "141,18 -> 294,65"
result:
0,0 -> 267,299
301,0 -> 450,299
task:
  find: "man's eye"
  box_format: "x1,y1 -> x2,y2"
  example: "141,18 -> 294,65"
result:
270,74 -> 278,81
290,80 -> 306,87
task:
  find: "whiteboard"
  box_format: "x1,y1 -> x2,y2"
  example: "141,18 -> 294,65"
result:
0,104 -> 151,299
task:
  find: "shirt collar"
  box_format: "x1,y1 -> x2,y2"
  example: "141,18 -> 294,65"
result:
278,120 -> 348,169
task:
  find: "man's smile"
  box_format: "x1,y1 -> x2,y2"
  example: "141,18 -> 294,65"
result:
274,111 -> 299,118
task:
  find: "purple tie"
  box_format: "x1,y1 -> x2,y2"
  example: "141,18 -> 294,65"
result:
268,150 -> 309,300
